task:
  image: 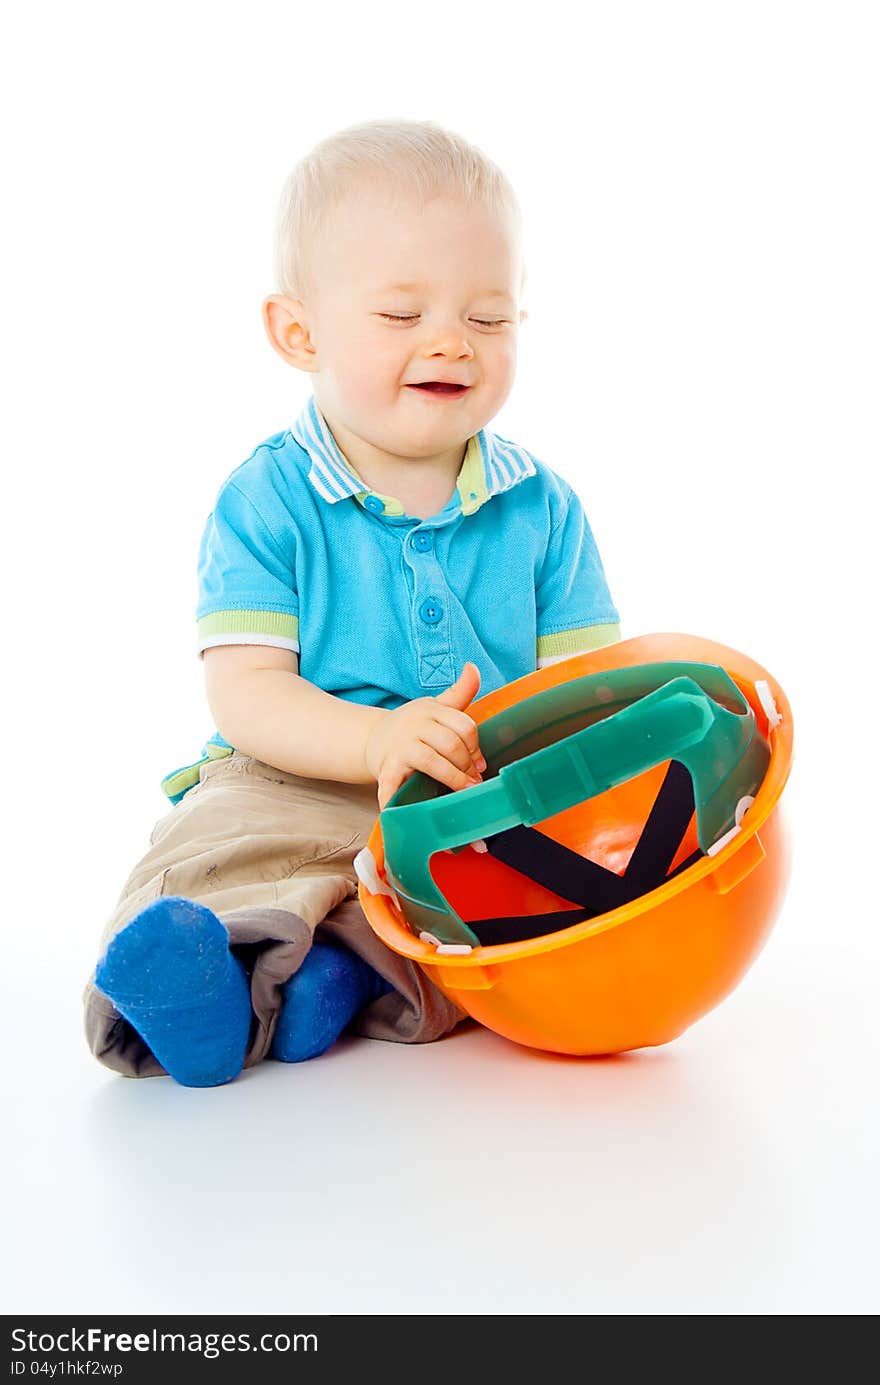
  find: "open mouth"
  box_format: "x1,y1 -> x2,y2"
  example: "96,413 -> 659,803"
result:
407,382 -> 469,397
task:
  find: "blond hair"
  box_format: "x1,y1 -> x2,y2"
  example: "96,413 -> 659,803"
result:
272,117 -> 525,301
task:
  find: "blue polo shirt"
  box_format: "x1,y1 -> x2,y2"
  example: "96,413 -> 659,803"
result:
161,394 -> 621,802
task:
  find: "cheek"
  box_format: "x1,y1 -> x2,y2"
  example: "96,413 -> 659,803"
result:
356,324 -> 409,370
336,326 -> 404,398
499,336 -> 518,370
483,337 -> 518,386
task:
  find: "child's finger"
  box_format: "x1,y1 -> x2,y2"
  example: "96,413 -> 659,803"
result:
414,741 -> 482,794
435,705 -> 484,766
377,769 -> 404,811
428,717 -> 485,779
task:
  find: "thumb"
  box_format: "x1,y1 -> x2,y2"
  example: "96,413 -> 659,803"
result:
435,661 -> 481,710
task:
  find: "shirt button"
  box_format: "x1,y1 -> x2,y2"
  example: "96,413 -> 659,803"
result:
418,598 -> 444,625
413,532 -> 433,552
364,495 -> 384,514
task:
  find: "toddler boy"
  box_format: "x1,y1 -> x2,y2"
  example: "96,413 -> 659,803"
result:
83,118 -> 621,1086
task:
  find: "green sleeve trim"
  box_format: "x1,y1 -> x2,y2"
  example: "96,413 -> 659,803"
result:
197,609 -> 299,647
536,622 -> 621,658
160,741 -> 235,802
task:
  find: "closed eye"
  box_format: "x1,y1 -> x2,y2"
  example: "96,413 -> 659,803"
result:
378,313 -> 508,327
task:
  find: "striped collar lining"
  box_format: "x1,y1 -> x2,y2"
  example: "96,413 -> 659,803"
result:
289,394 -> 536,517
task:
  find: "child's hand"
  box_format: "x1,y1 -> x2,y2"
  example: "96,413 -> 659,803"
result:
365,662 -> 487,810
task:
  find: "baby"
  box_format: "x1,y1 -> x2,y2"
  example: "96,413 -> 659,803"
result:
83,118 -> 621,1087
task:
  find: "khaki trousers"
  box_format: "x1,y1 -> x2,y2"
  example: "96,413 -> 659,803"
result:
83,751 -> 467,1077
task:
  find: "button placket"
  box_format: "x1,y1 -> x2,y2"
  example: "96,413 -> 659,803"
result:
405,525 -> 454,689
418,597 -> 444,624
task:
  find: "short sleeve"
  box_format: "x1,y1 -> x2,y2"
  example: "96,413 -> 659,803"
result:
196,480 -> 299,659
535,486 -> 621,667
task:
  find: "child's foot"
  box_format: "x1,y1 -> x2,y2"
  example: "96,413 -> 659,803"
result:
270,941 -> 392,1063
94,897 -> 252,1088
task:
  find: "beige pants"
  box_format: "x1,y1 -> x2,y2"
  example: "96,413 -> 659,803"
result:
83,751 -> 468,1077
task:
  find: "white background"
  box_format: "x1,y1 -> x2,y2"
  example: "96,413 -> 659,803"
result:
2,0 -> 878,1317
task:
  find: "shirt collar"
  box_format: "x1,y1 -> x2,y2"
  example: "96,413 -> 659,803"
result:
289,394 -> 536,518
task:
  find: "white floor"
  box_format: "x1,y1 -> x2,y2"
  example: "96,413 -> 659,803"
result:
5,898 -> 879,1316
5,0 -> 879,1321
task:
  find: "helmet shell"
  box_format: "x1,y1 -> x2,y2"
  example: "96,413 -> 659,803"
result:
359,633 -> 794,1055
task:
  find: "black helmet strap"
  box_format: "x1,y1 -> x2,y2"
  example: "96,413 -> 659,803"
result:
463,759 -> 703,947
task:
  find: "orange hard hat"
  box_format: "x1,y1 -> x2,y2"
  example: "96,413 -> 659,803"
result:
356,633 -> 794,1056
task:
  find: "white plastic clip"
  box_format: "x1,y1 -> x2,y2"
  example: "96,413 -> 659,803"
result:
707,797 -> 756,857
754,679 -> 782,729
353,847 -> 402,908
735,795 -> 755,827
707,824 -> 741,856
419,931 -> 473,956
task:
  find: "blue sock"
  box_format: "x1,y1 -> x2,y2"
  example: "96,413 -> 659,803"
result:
94,896 -> 252,1088
270,941 -> 393,1063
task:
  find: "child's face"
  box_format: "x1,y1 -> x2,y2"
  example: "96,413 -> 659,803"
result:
269,183 -> 525,459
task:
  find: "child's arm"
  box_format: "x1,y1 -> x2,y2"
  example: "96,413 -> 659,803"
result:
204,644 -> 386,785
204,645 -> 485,803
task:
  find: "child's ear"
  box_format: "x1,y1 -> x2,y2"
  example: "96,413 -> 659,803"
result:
261,294 -> 318,371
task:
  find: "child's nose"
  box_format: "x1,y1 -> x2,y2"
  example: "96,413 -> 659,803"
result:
422,329 -> 474,357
